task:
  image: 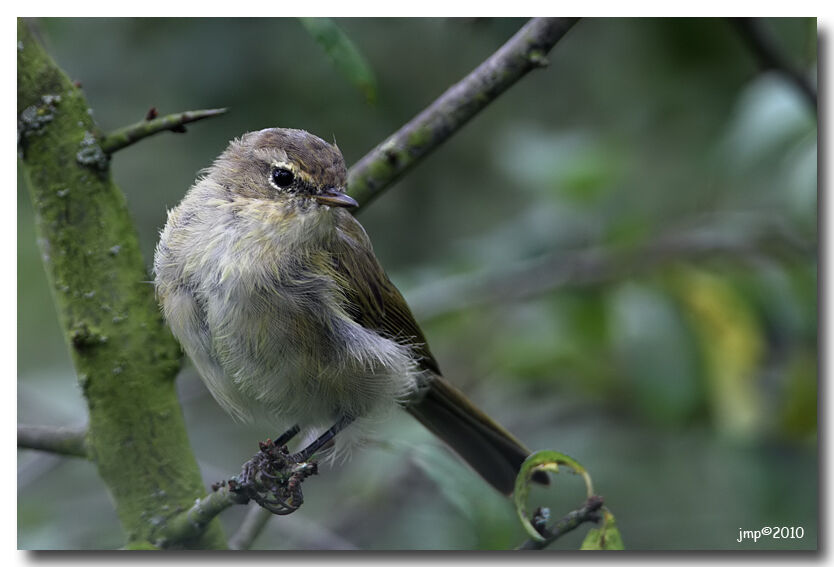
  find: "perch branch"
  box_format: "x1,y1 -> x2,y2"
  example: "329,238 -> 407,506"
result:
17,424 -> 88,458
99,108 -> 228,154
158,437 -> 319,546
348,17 -> 579,210
730,18 -> 816,109
153,486 -> 245,547
517,495 -> 604,550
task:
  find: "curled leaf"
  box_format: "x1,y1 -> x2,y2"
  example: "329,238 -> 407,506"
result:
513,450 -> 594,542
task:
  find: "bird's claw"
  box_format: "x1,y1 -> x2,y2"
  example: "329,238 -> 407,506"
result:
221,438 -> 319,515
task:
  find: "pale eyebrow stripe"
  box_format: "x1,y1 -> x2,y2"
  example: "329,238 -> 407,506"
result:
271,160 -> 318,188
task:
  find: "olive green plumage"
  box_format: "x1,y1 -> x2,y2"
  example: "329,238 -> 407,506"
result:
154,127 -> 534,495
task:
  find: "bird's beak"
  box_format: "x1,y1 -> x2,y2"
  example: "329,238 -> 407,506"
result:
313,188 -> 359,209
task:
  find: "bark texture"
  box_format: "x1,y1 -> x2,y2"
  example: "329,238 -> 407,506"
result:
17,19 -> 226,549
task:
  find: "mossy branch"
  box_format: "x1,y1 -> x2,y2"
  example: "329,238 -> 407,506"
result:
18,424 -> 89,458
99,108 -> 228,154
348,17 -> 579,210
152,487 -> 244,547
157,439 -> 318,546
17,19 -> 226,550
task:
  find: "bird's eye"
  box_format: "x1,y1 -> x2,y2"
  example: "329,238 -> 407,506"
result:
271,168 -> 295,188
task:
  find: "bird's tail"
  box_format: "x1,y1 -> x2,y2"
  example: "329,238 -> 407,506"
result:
406,376 -> 546,495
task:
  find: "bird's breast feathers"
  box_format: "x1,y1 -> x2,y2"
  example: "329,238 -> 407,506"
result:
156,192 -> 418,425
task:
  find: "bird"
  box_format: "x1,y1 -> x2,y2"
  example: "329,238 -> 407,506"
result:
154,127 -> 541,495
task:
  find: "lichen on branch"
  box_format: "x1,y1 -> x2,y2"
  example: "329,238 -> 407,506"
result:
17,18 -> 226,550
99,108 -> 228,154
347,17 -> 579,210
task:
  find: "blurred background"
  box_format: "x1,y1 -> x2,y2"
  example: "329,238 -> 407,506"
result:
18,18 -> 817,550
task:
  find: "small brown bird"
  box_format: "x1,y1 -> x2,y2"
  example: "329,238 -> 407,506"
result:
154,128 -> 539,494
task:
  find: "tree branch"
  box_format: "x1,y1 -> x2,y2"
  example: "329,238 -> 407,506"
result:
159,436 -> 319,547
730,18 -> 816,109
266,513 -> 360,550
163,19 -> 580,546
99,108 -> 228,154
17,19 -> 226,550
517,495 -> 604,550
18,424 -> 89,458
226,503 -> 360,550
348,17 -> 579,209
153,486 -> 245,548
408,220 -> 815,322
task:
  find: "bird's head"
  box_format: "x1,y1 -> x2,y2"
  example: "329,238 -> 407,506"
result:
210,127 -> 358,211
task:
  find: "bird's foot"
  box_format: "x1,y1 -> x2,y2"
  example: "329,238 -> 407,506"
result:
221,437 -> 318,515
213,416 -> 353,515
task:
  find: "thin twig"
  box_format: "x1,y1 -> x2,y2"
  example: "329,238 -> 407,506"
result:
158,438 -> 319,547
407,221 -> 815,322
228,505 -> 272,550
266,514 -> 360,550
99,108 -> 228,154
730,18 -> 817,109
228,486 -> 361,550
348,17 -> 579,210
17,424 -> 88,458
517,495 -> 604,550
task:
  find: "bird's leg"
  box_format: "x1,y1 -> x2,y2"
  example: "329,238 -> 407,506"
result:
291,415 -> 354,463
273,424 -> 301,447
230,423 -> 319,516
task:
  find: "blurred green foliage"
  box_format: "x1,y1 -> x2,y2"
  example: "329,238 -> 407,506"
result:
18,18 -> 816,550
299,17 -> 378,104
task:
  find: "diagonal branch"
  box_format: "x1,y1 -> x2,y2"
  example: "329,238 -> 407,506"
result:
517,495 -> 604,550
18,424 -> 89,458
157,438 -> 318,546
407,220 -> 815,322
228,505 -> 273,550
152,486 -> 244,548
348,17 -> 579,210
99,108 -> 228,154
163,21 -> 581,544
730,18 -> 816,110
227,505 -> 359,550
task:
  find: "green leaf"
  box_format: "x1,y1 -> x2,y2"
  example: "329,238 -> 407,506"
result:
673,268 -> 765,438
580,509 -> 625,550
513,450 -> 593,542
299,18 -> 377,104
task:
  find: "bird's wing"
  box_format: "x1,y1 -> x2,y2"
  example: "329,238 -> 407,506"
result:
329,213 -> 440,375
